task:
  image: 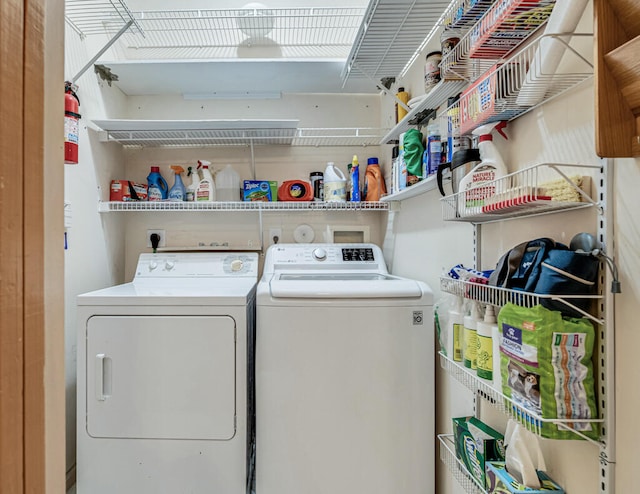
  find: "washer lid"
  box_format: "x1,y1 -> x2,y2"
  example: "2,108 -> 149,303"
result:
268,273 -> 423,298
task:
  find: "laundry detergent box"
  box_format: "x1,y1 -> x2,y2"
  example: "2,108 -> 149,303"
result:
109,180 -> 148,201
243,180 -> 272,201
498,303 -> 599,440
453,417 -> 505,487
485,462 -> 565,493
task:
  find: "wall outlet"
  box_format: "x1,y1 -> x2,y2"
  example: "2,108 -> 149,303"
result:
268,228 -> 282,245
147,229 -> 166,248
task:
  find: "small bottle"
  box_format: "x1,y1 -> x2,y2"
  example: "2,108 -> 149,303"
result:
350,155 -> 360,202
492,319 -> 502,393
448,296 -> 464,363
463,302 -> 480,370
395,87 -> 410,123
476,305 -> 498,382
185,166 -> 198,202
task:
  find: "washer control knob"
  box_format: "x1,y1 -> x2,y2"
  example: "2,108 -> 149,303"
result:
312,248 -> 327,261
149,261 -> 158,271
165,260 -> 175,271
231,259 -> 244,272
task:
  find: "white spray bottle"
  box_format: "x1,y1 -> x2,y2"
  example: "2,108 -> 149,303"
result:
457,121 -> 508,216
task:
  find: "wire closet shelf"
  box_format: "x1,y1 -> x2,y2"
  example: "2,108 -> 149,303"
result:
98,201 -> 390,213
438,434 -> 487,494
65,0 -> 142,38
108,8 -> 365,59
439,353 -> 604,445
440,163 -> 600,223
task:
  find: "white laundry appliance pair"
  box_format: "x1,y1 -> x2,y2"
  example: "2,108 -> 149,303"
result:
77,244 -> 434,494
256,243 -> 435,494
76,252 -> 258,494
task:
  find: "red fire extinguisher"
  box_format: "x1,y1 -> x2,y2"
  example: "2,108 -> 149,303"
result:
64,82 -> 81,164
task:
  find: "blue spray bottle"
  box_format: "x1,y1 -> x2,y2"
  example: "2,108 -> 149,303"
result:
147,166 -> 168,201
168,165 -> 186,201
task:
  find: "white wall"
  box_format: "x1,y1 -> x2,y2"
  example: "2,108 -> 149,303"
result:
385,71 -> 638,494
64,28 -> 128,478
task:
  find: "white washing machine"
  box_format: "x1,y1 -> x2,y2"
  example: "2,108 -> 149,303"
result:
76,252 -> 258,494
256,243 -> 434,494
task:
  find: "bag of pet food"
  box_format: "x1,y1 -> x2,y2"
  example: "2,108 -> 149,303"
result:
497,303 -> 598,440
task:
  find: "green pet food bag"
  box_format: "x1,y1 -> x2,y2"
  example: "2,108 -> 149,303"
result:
498,303 -> 598,440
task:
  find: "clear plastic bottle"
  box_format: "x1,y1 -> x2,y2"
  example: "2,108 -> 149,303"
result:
215,164 -> 240,201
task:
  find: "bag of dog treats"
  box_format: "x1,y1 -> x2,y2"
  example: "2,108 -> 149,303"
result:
498,303 -> 598,440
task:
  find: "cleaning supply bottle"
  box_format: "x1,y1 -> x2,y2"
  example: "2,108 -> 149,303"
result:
448,296 -> 464,363
458,121 -> 508,215
216,164 -> 241,201
350,155 -> 360,202
196,160 -> 216,202
185,166 -> 198,202
426,122 -> 442,176
395,87 -> 410,123
364,157 -> 387,201
476,305 -> 498,383
168,166 -> 186,202
147,166 -> 168,201
323,162 -> 347,202
463,302 -> 481,370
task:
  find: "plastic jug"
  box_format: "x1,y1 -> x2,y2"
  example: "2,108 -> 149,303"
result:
323,162 -> 346,202
364,157 -> 387,201
147,166 -> 168,201
215,164 -> 240,201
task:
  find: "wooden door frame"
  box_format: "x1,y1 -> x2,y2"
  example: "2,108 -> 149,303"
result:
0,0 -> 65,492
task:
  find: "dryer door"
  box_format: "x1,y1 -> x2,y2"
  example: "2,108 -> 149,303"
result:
86,315 -> 236,440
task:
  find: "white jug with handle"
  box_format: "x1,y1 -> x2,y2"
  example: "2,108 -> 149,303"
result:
323,162 -> 346,202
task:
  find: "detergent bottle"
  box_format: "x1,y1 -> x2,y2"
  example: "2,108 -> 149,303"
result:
350,155 -> 361,202
323,162 -> 347,202
168,165 -> 186,202
363,157 -> 387,201
185,166 -> 198,202
458,121 -> 508,216
147,166 -> 168,201
196,160 -> 216,202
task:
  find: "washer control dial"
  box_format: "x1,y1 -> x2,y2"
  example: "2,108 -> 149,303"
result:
165,260 -> 175,271
149,261 -> 158,271
231,259 -> 244,272
312,248 -> 327,261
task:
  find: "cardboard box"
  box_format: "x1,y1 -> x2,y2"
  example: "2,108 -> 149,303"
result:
110,180 -> 148,201
453,417 -> 505,487
243,180 -> 272,201
485,462 -> 565,493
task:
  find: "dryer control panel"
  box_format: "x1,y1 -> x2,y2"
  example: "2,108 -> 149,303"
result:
135,252 -> 259,278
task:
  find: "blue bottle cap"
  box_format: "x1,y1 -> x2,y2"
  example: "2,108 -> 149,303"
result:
367,157 -> 378,165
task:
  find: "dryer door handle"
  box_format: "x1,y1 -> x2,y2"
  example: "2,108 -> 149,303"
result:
95,353 -> 111,401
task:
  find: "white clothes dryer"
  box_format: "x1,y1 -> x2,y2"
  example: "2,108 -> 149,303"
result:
256,244 -> 434,494
76,252 -> 258,494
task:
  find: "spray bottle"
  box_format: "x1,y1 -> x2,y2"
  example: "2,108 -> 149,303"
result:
185,166 -> 198,202
196,159 -> 216,202
168,166 -> 186,202
458,121 -> 508,215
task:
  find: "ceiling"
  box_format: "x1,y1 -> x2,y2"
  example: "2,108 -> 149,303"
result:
65,0 -> 448,96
